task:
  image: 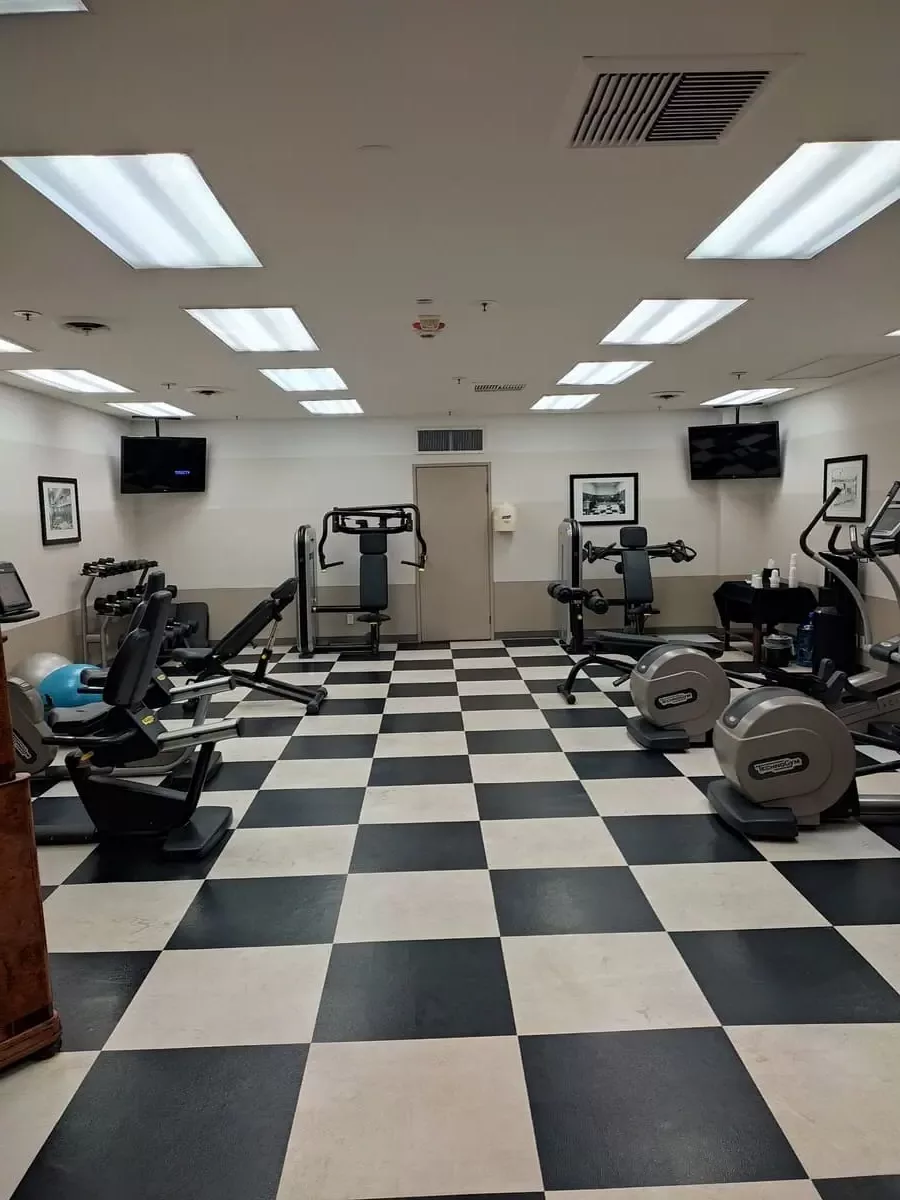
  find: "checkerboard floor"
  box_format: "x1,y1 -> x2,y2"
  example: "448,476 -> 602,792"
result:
8,638 -> 900,1200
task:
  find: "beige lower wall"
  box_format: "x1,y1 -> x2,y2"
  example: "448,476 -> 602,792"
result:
2,609 -> 81,668
867,595 -> 898,645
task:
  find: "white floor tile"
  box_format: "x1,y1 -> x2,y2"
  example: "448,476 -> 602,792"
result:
43,881 -> 202,952
360,784 -> 479,824
197,789 -> 258,827
462,708 -> 550,731
329,659 -> 393,673
324,683 -> 390,700
517,665 -> 572,681
632,862 -> 830,931
219,736 -> 290,762
545,1185 -> 819,1200
454,656 -> 514,670
396,648 -> 454,659
552,727 -> 639,753
270,672 -> 329,688
458,678 -> 529,696
0,1052 -> 98,1198
374,731 -> 468,758
507,644 -> 568,657
230,700 -> 312,719
754,822 -> 900,861
728,1023 -> 900,1178
450,640 -> 504,650
335,870 -> 498,941
470,751 -> 577,784
209,825 -> 356,878
535,691 -> 615,710
276,1038 -> 542,1200
262,758 -> 372,790
482,816 -> 625,868
107,946 -> 331,1049
383,695 -> 462,714
584,777 -> 711,816
36,843 -> 95,886
503,932 -> 717,1035
295,714 -> 383,737
839,924 -> 900,992
390,669 -> 457,685
664,747 -> 722,777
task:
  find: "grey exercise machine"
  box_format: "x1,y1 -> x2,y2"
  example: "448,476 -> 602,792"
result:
295,505 -> 427,657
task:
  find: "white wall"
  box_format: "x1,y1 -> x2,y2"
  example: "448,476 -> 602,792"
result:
0,381 -> 137,622
131,410 -> 772,597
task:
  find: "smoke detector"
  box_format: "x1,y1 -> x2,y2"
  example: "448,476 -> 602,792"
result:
187,386 -> 224,397
412,315 -> 446,339
62,320 -> 110,335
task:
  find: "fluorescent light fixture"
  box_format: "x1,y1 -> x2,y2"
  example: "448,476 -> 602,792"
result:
531,394 -> 599,411
186,307 -> 317,352
887,328 -> 900,337
690,141 -> 900,260
557,361 -> 651,386
10,368 -> 132,393
601,299 -> 747,345
301,399 -> 363,415
260,367 -> 347,391
0,153 -> 260,269
702,387 -> 793,407
107,401 -> 194,417
0,336 -> 31,352
0,1 -> 85,11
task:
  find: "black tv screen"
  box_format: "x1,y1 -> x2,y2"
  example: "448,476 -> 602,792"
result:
688,421 -> 781,480
120,437 -> 207,494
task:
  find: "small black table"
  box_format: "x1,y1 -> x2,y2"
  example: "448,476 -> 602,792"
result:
714,580 -> 817,662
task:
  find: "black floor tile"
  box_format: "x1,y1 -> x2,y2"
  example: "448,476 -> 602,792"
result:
234,716 -> 303,738
407,640 -> 451,650
41,885 -> 56,901
270,661 -> 333,676
64,834 -> 233,884
29,777 -> 62,798
862,821 -> 900,851
453,647 -> 511,659
816,1178 -> 900,1199
379,711 -> 464,733
460,694 -> 539,711
581,660 -> 631,678
336,649 -> 395,661
504,637 -> 558,647
280,734 -> 378,759
13,1045 -> 307,1200
31,796 -> 95,839
513,655 -> 576,669
204,761 -> 273,791
327,670 -> 389,685
392,658 -> 453,671
491,866 -> 661,935
527,678 -> 598,694
520,1028 -> 803,1190
388,681 -> 459,697
467,729 -> 560,755
49,952 -> 158,1051
605,814 -> 763,864
605,690 -> 634,707
674,927 -> 900,1025
776,860 -> 900,924
368,755 -> 472,787
208,701 -> 241,719
351,821 -> 486,872
314,697 -> 385,715
168,876 -> 345,948
476,781 -> 597,820
544,707 -> 628,728
568,750 -> 681,779
314,939 -> 514,1041
240,788 -> 365,828
455,668 -> 522,682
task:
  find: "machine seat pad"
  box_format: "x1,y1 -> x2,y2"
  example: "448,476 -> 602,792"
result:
48,702 -> 112,732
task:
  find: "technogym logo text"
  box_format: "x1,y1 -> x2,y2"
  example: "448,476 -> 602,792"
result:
749,753 -> 808,779
656,688 -> 697,709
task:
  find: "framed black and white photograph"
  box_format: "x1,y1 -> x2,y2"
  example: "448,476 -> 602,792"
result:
570,472 -> 639,525
823,455 -> 868,524
38,476 -> 81,546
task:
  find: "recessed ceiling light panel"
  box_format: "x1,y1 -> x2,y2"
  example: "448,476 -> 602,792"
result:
0,153 -> 260,269
186,307 -> 318,352
301,399 -> 363,415
260,367 -> 347,392
690,141 -> 900,260
531,394 -> 599,411
107,401 -> 194,417
702,387 -> 792,407
601,299 -> 747,345
0,336 -> 31,352
0,0 -> 86,10
557,361 -> 651,386
10,368 -> 131,393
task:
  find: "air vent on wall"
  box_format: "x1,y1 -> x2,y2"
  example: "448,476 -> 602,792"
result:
417,428 -> 484,454
472,383 -> 526,393
571,69 -> 769,147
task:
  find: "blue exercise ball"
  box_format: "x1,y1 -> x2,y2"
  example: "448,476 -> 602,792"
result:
39,664 -> 105,709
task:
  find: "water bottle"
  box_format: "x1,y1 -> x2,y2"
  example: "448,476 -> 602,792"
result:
796,612 -> 815,667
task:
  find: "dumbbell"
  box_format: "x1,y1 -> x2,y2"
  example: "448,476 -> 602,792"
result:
583,588 -> 609,615
547,582 -> 575,604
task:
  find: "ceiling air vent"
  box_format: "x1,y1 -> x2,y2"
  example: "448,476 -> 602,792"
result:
473,383 -> 526,393
572,69 -> 769,147
417,428 -> 484,454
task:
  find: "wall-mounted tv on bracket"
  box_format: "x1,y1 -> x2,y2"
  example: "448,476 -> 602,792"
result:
688,421 -> 782,480
120,436 -> 208,494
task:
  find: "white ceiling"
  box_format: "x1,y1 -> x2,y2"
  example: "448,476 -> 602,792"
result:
2,0 -> 900,420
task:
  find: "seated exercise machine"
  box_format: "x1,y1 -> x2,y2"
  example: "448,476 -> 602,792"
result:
295,504 -> 427,657
556,518 -> 696,650
172,578 -> 327,714
709,483 -> 900,838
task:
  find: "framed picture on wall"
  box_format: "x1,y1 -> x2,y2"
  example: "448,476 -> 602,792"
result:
823,455 -> 868,524
570,472 -> 639,525
38,476 -> 82,546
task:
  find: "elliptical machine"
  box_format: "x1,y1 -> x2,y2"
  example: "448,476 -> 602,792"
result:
709,483 -> 900,839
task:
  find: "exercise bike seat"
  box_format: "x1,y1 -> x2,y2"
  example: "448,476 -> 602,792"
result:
47,702 -> 112,732
170,646 -> 213,666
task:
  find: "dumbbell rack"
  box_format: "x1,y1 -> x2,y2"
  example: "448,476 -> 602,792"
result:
79,558 -> 157,666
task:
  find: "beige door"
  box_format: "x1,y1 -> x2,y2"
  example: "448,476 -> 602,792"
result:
415,464 -> 492,641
